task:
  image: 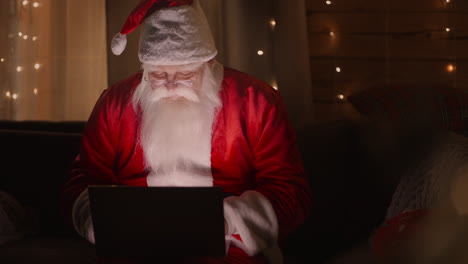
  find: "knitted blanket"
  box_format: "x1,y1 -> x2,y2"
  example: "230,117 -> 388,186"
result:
386,131 -> 468,220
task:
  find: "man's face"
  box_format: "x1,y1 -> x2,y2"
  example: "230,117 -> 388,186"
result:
147,63 -> 205,102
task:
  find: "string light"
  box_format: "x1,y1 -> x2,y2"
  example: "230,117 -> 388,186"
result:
329,31 -> 335,37
12,94 -> 18,100
5,92 -> 11,98
16,66 -> 23,72
337,94 -> 345,100
22,0 -> 29,6
32,36 -> 38,41
446,27 -> 451,32
0,58 -> 4,62
269,19 -> 276,30
33,88 -> 38,95
18,32 -> 23,37
33,2 -> 39,8
445,0 -> 451,3
34,63 -> 41,70
336,67 -> 341,73
326,1 -> 332,5
23,35 -> 28,40
447,64 -> 456,73
271,80 -> 278,90
257,50 -> 264,56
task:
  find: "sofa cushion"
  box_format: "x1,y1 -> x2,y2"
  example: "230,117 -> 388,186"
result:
0,129 -> 82,237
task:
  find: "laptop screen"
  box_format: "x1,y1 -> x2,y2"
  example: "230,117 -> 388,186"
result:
88,186 -> 226,258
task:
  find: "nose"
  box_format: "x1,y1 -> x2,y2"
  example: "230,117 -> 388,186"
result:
165,75 -> 177,90
166,81 -> 177,90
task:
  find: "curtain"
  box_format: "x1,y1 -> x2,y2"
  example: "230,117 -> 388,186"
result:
202,0 -> 314,127
0,0 -> 107,121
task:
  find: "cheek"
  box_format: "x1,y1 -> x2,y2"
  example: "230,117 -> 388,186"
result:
192,79 -> 203,92
150,80 -> 167,89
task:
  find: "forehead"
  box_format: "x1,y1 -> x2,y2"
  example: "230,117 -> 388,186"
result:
143,62 -> 204,73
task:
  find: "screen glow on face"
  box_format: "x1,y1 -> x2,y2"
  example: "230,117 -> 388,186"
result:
149,71 -> 198,88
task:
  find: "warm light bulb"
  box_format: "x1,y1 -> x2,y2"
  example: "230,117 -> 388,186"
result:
257,50 -> 264,56
32,36 -> 38,41
447,64 -> 456,73
0,58 -> 4,62
446,27 -> 451,32
336,67 -> 341,73
445,0 -> 451,3
23,35 -> 28,40
22,1 -> 29,6
18,32 -> 23,37
33,2 -> 39,7
329,31 -> 335,37
34,63 -> 41,70
16,66 -> 23,72
12,94 -> 18,100
5,91 -> 11,98
33,88 -> 38,95
326,0 -> 332,5
337,94 -> 345,100
269,19 -> 276,29
271,80 -> 278,90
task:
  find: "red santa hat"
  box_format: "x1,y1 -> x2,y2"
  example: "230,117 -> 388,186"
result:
111,0 -> 217,65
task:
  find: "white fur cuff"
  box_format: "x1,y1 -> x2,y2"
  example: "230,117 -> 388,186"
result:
224,190 -> 282,263
72,189 -> 95,244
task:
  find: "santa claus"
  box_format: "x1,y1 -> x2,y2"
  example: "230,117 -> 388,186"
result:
61,0 -> 311,263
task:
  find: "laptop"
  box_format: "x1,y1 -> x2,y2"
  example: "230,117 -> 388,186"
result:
88,185 -> 226,259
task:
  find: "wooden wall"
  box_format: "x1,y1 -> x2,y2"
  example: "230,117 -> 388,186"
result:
305,0 -> 468,122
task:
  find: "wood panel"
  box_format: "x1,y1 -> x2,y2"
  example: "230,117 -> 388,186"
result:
309,35 -> 463,59
306,0 -> 468,12
311,79 -> 468,99
310,60 -> 468,82
310,60 -> 468,101
307,12 -> 468,62
307,13 -> 468,34
305,0 -> 468,121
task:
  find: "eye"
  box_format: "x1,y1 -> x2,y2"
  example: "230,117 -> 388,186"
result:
179,72 -> 193,76
176,72 -> 194,80
150,72 -> 167,79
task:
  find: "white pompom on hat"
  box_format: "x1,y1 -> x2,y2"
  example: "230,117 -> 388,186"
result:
111,0 -> 217,65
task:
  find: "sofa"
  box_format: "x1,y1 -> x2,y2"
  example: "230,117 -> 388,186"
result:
1,81 -> 467,264
0,118 -> 398,264
0,121 -> 97,263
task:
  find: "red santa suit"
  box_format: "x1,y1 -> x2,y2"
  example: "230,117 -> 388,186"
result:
61,67 -> 312,264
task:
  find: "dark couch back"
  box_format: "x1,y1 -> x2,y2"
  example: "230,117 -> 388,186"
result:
0,120 -> 86,134
0,127 -> 83,237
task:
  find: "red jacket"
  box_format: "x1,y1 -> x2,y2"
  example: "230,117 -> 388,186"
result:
61,67 -> 311,241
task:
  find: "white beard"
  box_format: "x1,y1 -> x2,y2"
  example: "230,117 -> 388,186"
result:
132,62 -> 223,187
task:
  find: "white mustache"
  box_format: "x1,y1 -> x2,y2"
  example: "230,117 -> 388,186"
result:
150,86 -> 200,103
